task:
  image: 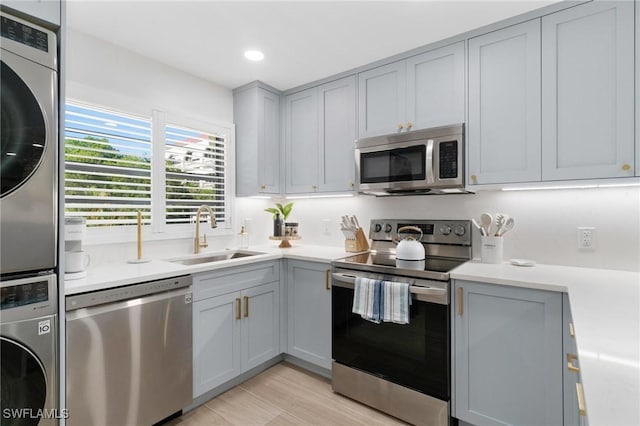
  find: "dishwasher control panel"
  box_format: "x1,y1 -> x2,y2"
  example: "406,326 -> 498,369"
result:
66,275 -> 192,311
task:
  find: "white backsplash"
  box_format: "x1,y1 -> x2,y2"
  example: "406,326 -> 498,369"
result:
84,186 -> 640,272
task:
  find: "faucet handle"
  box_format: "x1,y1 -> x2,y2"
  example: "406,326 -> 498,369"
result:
200,234 -> 208,248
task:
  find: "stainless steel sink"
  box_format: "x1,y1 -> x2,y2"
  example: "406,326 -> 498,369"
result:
169,250 -> 265,266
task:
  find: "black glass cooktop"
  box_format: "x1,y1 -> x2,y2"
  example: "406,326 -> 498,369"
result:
332,252 -> 467,281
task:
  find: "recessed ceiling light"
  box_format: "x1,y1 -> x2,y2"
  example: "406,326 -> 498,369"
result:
244,50 -> 264,62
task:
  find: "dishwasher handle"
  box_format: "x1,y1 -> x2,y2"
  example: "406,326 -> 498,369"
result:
66,275 -> 192,311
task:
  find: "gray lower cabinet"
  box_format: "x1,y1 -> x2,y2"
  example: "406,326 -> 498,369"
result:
452,280 -> 563,426
233,82 -> 281,196
285,75 -> 356,194
192,261 -> 280,397
286,260 -> 332,369
563,295 -> 588,426
3,0 -> 61,27
636,0 -> 639,177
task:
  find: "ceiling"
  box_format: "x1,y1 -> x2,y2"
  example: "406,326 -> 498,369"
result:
66,1 -> 557,91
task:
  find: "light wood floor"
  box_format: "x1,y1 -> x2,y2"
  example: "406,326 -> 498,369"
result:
167,362 -> 407,426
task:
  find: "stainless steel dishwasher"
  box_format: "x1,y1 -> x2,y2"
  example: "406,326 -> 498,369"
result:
66,275 -> 193,426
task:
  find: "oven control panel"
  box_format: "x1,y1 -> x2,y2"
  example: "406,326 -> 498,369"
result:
369,219 -> 471,245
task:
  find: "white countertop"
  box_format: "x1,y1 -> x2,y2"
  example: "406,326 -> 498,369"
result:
451,261 -> 640,426
64,244 -> 351,295
64,249 -> 640,425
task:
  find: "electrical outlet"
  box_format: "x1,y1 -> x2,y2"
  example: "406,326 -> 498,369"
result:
577,227 -> 595,250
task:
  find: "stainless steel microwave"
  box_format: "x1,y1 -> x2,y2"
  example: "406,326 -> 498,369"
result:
355,123 -> 467,196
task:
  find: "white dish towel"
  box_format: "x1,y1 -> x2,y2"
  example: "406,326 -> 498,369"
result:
382,281 -> 411,324
352,277 -> 381,323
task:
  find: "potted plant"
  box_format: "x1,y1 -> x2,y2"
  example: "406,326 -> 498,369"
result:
264,202 -> 294,221
265,202 -> 295,237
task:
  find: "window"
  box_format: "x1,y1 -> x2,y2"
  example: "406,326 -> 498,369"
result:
65,103 -> 152,226
164,124 -> 228,226
64,101 -> 233,238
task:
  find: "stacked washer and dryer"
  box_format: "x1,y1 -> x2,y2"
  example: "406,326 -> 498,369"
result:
0,11 -> 59,424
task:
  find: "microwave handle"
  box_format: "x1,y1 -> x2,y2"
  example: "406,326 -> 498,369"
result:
426,139 -> 435,184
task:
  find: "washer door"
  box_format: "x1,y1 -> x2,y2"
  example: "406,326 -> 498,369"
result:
0,59 -> 47,198
0,337 -> 47,426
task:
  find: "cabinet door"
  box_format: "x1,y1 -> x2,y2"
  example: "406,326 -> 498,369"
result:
287,260 -> 331,369
193,292 -> 241,397
453,280 -> 563,426
468,20 -> 541,185
357,61 -> 406,138
257,88 -> 281,194
285,88 -> 319,193
318,76 -> 357,192
234,86 -> 281,196
241,281 -> 280,371
406,41 -> 465,131
542,1 -> 635,180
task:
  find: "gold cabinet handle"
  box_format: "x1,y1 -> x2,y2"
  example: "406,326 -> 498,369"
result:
260,184 -> 266,190
567,353 -> 580,373
349,182 -> 354,188
470,174 -> 478,184
569,321 -> 575,337
325,270 -> 331,290
622,164 -> 631,171
244,296 -> 249,318
236,298 -> 241,320
457,287 -> 463,316
406,122 -> 413,130
312,185 -> 317,190
576,383 -> 587,416
398,123 -> 404,130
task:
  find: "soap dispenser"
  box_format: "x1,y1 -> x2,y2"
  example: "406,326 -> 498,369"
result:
239,226 -> 249,249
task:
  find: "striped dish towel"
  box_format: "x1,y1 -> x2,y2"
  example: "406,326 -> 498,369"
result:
381,281 -> 411,324
352,277 -> 382,323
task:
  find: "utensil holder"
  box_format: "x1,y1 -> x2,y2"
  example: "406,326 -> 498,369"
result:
345,228 -> 370,253
481,236 -> 503,264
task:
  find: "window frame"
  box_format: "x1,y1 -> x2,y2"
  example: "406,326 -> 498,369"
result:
64,100 -> 235,245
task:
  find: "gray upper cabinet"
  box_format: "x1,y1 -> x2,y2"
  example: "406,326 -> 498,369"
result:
285,88 -> 319,194
541,1 -> 635,181
468,20 -> 542,185
406,42 -> 465,132
3,0 -> 61,27
285,75 -> 357,194
452,280 -> 563,426
358,42 -> 465,139
234,83 -> 281,196
318,76 -> 357,192
358,61 -> 407,138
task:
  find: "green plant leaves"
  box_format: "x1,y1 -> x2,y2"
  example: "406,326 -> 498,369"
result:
264,202 -> 294,220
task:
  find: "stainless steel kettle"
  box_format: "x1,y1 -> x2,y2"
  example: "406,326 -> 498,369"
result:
394,226 -> 426,270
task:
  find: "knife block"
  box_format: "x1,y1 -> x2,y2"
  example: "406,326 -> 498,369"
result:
345,228 -> 370,253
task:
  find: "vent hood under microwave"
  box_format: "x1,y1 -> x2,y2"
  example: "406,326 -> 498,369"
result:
354,124 -> 472,196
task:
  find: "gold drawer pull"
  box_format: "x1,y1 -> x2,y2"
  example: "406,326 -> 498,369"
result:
457,287 -> 463,316
622,164 -> 631,171
569,321 -> 575,337
567,353 -> 580,373
236,298 -> 241,320
244,296 -> 249,318
325,270 -> 331,290
576,383 -> 587,416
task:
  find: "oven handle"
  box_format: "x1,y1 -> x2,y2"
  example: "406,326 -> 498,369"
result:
331,272 -> 448,305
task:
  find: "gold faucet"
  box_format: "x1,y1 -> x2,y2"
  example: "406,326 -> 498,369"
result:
194,205 -> 217,254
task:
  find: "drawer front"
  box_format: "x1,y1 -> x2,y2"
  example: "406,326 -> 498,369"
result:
193,261 -> 280,301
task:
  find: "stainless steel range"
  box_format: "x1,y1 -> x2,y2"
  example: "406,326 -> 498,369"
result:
331,219 -> 472,426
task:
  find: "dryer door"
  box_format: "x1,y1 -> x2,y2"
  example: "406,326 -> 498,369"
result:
0,59 -> 47,197
0,337 -> 47,425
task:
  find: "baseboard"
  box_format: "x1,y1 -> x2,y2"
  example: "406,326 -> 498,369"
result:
283,354 -> 331,379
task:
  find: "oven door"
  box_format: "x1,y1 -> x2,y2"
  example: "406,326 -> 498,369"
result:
331,271 -> 450,401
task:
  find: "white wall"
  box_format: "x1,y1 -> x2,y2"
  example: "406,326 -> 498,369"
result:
65,29 -> 233,123
235,187 -> 640,272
